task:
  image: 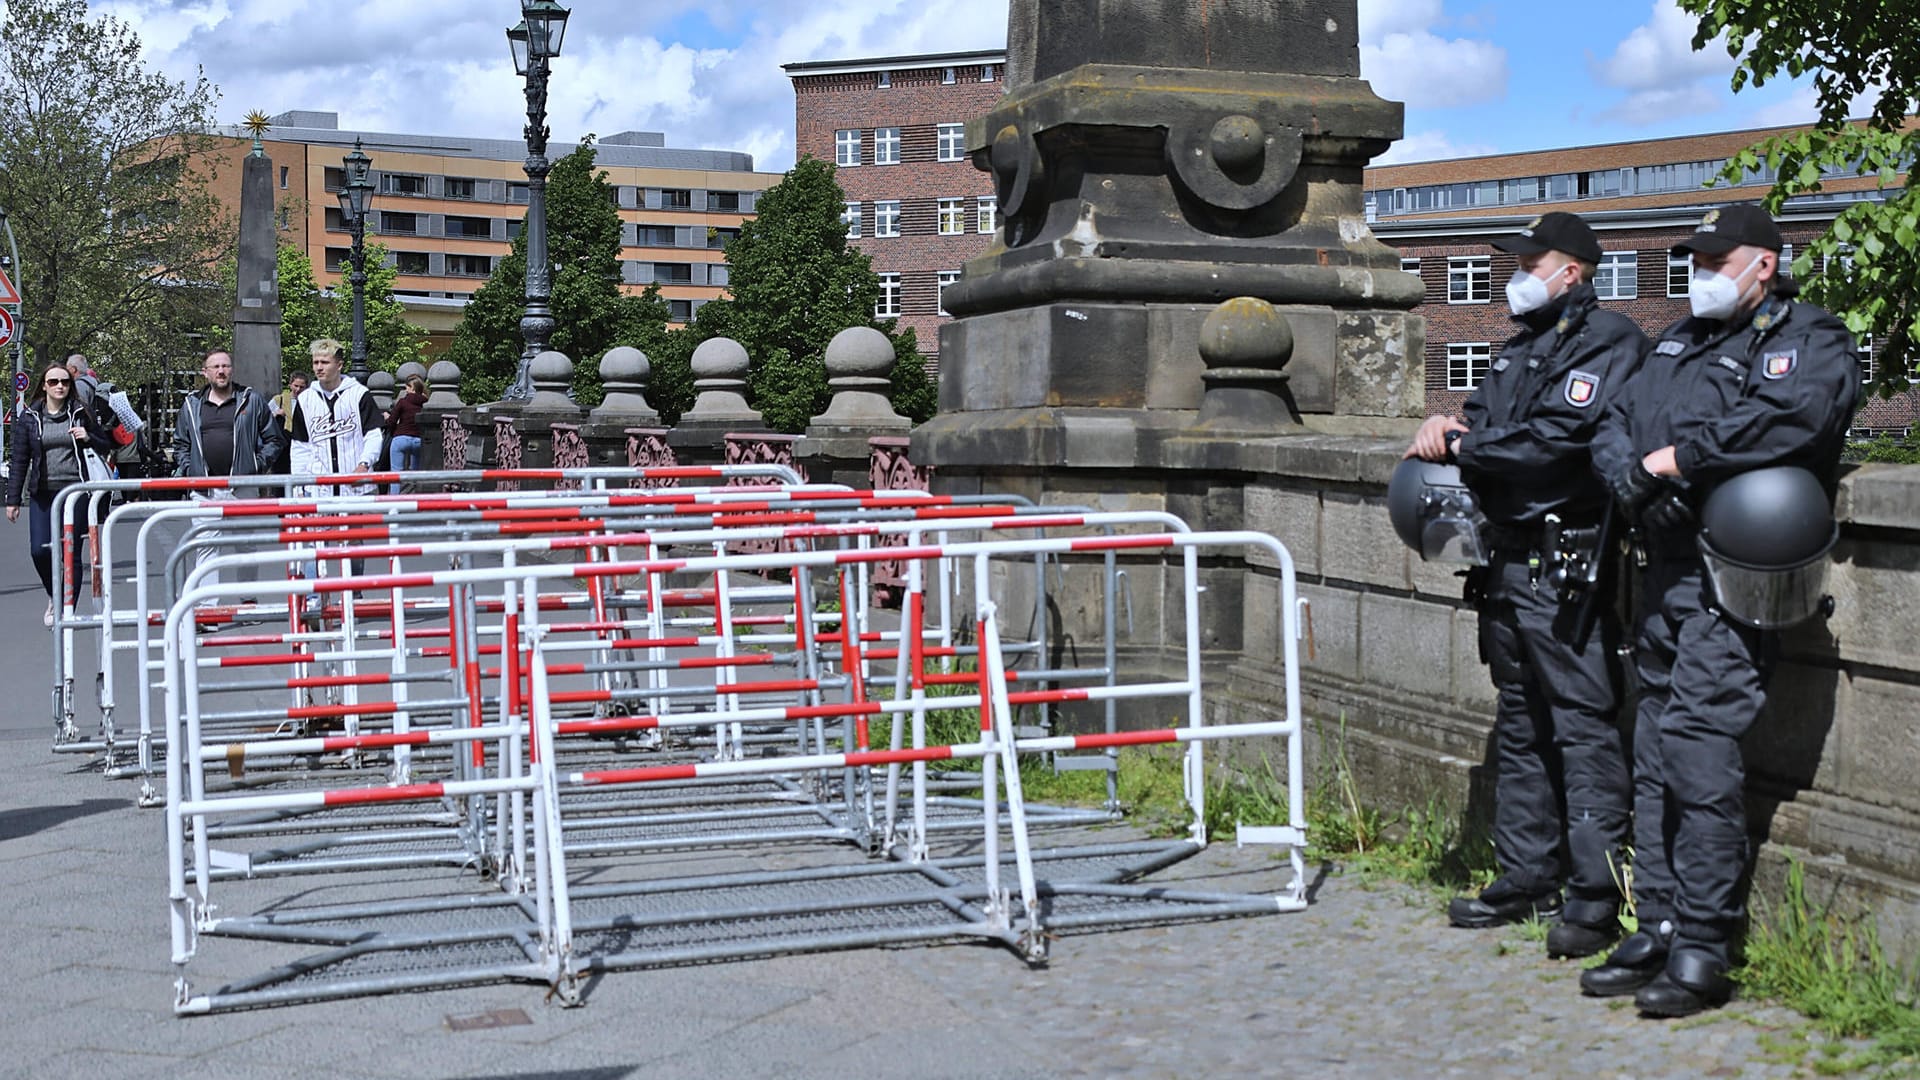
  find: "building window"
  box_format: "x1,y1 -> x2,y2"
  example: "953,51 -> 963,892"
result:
874,127 -> 901,166
976,195 -> 997,234
324,207 -> 346,232
660,188 -> 693,210
653,262 -> 693,285
323,167 -> 345,192
835,129 -> 860,167
1400,257 -> 1421,277
876,272 -> 901,317
509,183 -> 529,204
278,166 -> 289,189
1780,243 -> 1795,276
874,200 -> 901,238
1858,334 -> 1876,383
1447,256 -> 1491,304
379,211 -> 419,236
1594,251 -> 1639,301
937,198 -> 965,235
668,299 -> 693,322
445,215 -> 491,239
938,270 -> 961,316
507,219 -> 523,240
1667,252 -> 1693,298
877,71 -> 891,89
1447,342 -> 1493,391
394,251 -> 430,275
634,224 -> 676,247
446,254 -> 492,278
381,173 -> 427,196
706,191 -> 741,212
943,67 -> 957,84
708,226 -> 740,250
982,64 -> 996,82
842,201 -> 861,239
710,264 -> 730,287
936,123 -> 965,162
324,247 -> 349,272
444,177 -> 477,200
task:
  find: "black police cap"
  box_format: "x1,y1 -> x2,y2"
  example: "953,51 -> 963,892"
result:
1673,203 -> 1784,256
1491,211 -> 1603,264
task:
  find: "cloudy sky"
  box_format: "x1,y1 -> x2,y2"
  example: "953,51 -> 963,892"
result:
74,0 -> 1826,171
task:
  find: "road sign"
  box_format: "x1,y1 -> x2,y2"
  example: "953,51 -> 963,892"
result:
12,371 -> 24,393
0,308 -> 13,348
0,265 -> 18,306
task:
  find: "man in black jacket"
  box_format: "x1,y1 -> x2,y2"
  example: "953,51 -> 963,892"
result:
1406,212 -> 1646,960
1583,204 -> 1857,1017
171,350 -> 285,596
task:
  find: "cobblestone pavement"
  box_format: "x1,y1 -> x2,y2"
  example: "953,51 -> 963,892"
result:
0,724 -> 1840,1080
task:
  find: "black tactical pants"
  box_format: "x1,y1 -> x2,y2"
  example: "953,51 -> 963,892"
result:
1478,552 -> 1631,927
1629,553 -> 1769,963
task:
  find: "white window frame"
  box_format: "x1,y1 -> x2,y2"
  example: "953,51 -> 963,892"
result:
876,272 -> 901,317
942,66 -> 957,84
876,71 -> 891,89
835,129 -> 860,168
873,200 -> 901,238
976,195 -> 997,235
1447,256 -> 1491,305
937,270 -> 961,316
873,127 -> 901,166
982,64 -> 996,82
1400,257 -> 1421,276
1594,251 -> 1639,301
1780,242 -> 1794,277
842,201 -> 860,239
1667,252 -> 1692,298
937,197 -> 965,235
936,123 -> 966,162
1447,342 -> 1493,391
1858,333 -> 1875,383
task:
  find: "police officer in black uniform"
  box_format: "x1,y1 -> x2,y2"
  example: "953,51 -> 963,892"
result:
1406,212 -> 1645,958
1584,204 -> 1857,1017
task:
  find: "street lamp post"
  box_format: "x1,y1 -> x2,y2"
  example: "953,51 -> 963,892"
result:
505,0 -> 570,402
337,138 -> 376,383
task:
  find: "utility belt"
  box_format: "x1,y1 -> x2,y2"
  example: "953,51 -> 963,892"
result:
1478,514 -> 1608,600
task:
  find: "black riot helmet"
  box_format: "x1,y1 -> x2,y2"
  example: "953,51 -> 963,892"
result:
1697,466 -> 1837,628
1388,458 -> 1490,565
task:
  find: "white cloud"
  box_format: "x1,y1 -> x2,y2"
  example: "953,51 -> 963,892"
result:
1592,0 -> 1732,90
1362,31 -> 1507,109
1357,0 -> 1445,43
1373,129 -> 1499,166
1598,84 -> 1723,126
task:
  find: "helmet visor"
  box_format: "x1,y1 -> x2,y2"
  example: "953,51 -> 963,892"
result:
1697,531 -> 1835,629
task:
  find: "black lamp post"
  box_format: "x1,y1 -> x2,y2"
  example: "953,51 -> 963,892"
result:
336,138 -> 375,383
505,0 -> 570,402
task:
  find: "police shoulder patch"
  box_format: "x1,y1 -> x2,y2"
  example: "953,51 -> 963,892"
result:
1655,339 -> 1686,356
1491,357 -> 1511,373
1762,348 -> 1797,379
1564,370 -> 1600,408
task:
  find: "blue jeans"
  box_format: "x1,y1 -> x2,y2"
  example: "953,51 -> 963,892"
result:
389,434 -> 422,494
29,487 -> 95,602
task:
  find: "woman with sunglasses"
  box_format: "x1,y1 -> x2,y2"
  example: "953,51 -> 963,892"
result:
6,362 -> 113,626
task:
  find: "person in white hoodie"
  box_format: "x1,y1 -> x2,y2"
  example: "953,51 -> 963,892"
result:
288,339 -> 384,497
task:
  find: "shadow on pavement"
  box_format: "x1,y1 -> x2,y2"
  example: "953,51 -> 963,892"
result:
0,798 -> 123,842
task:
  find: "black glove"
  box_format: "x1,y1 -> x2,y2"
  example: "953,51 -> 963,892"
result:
1609,462 -> 1666,519
1643,491 -> 1694,532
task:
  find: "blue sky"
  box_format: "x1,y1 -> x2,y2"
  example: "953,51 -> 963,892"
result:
69,0 -> 1828,173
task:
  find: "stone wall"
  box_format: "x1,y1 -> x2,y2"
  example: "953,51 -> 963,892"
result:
927,436 -> 1920,959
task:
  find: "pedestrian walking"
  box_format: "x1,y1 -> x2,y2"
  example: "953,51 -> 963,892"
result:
1585,204 -> 1857,1017
288,339 -> 383,498
1403,212 -> 1645,959
5,362 -> 114,626
171,350 -> 285,595
383,375 -> 429,494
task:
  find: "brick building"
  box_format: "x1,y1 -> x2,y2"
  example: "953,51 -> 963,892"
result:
783,50 -> 1007,371
202,110 -> 780,353
1365,125 -> 1916,434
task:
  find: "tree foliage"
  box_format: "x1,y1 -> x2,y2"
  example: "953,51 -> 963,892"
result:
688,155 -> 934,433
1681,0 -> 1920,395
207,242 -> 426,379
0,0 -> 229,386
447,139 -> 667,406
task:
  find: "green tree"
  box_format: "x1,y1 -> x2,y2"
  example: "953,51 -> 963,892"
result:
0,0 -> 229,385
447,139 -> 664,405
1681,0 -> 1920,395
207,242 -> 425,379
888,326 -> 938,425
704,156 -> 914,433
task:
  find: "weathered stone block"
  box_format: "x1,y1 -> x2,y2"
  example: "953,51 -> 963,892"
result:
1836,676 -> 1920,816
1300,583 -> 1358,681
1817,538 -> 1920,675
1243,484 -> 1319,576
1334,310 -> 1425,418
1837,462 -> 1920,531
1322,492 -> 1409,590
1745,661 -> 1844,795
1358,593 -> 1453,697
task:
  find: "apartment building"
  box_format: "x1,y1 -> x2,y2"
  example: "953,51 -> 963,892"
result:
783,50 -> 1007,369
209,110 -> 780,352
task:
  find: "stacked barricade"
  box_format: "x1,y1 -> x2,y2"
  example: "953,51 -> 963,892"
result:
43,466 -> 1312,1014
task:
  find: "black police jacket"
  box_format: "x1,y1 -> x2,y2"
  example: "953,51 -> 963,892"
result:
1590,290 -> 1857,504
1455,283 -> 1649,527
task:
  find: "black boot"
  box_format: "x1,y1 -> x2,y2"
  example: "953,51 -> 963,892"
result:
1635,948 -> 1733,1018
1578,923 -> 1671,996
1546,920 -> 1619,959
1447,878 -> 1563,929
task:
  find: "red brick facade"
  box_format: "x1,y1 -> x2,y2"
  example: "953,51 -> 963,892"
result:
786,52 -> 1007,370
